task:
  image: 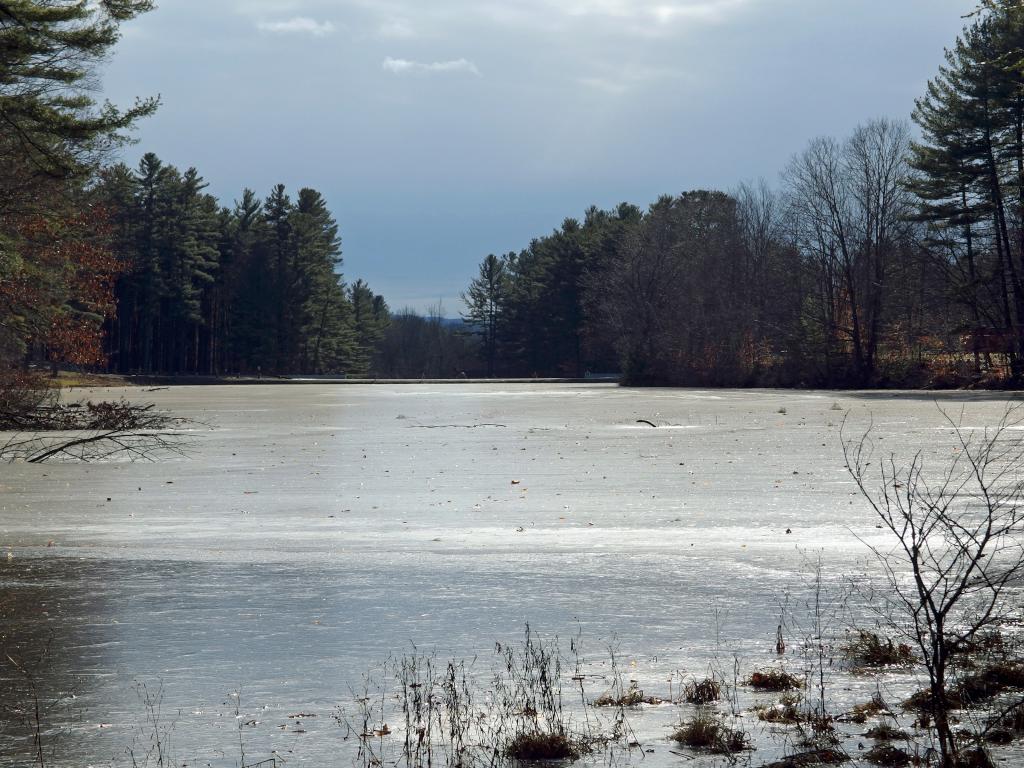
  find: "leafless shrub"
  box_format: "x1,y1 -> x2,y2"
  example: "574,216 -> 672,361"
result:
844,405 -> 1024,766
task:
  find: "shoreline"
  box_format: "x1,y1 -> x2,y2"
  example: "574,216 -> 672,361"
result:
52,372 -> 1024,393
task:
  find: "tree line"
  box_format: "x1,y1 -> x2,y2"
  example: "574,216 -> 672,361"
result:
0,1 -> 404,379
94,154 -> 389,375
462,2 -> 1024,387
11,1 -> 1024,386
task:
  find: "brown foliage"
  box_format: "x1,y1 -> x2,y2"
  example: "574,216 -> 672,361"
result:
1,206 -> 122,368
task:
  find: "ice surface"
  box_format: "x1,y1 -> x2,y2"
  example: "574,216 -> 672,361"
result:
0,384 -> 1021,766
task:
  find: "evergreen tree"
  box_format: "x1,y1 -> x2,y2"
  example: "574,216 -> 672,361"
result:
290,188 -> 356,373
262,184 -> 294,373
909,4 -> 1024,373
0,0 -> 157,201
0,1 -> 156,369
462,253 -> 509,376
350,279 -> 389,375
222,189 -> 266,373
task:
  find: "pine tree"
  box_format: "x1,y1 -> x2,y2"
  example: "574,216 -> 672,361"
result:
220,189 -> 264,373
350,279 -> 389,376
909,3 -> 1024,374
462,253 -> 508,377
290,188 -> 356,373
262,184 -> 295,373
0,2 -> 156,369
0,1 -> 157,200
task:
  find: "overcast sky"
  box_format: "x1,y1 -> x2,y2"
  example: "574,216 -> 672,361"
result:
104,0 -> 973,312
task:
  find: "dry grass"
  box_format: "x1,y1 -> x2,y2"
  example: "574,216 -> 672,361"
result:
505,731 -> 579,761
757,693 -> 803,724
53,371 -> 131,388
990,705 -> 1024,733
956,747 -> 995,768
748,667 -> 802,692
846,694 -> 889,724
593,681 -> 659,707
902,687 -> 964,712
843,630 -> 915,668
863,744 -> 911,766
758,748 -> 848,767
864,723 -> 907,741
682,677 -> 721,705
953,663 -> 1024,705
670,711 -> 748,754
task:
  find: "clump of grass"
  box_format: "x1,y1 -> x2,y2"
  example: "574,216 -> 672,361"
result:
989,705 -> 1024,736
953,631 -> 1009,664
956,747 -> 995,768
902,687 -> 965,712
682,677 -> 721,705
953,663 -> 1024,704
846,694 -> 889,724
505,731 -> 579,761
757,692 -> 803,724
339,625 -> 639,768
984,727 -> 1014,745
864,723 -> 907,741
671,711 -> 748,754
843,630 -> 914,668
863,744 -> 911,766
795,716 -> 841,751
980,705 -> 1024,745
760,747 -> 848,767
593,684 -> 645,707
593,680 -> 660,707
748,667 -> 802,692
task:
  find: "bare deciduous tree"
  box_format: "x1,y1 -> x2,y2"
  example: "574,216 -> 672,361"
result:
785,119 -> 913,384
844,406 -> 1024,766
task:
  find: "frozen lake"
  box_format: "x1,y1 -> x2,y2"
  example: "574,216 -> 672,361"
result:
0,384 -> 1021,766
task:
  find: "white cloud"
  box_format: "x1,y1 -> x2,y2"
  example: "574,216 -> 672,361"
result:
257,16 -> 335,37
382,57 -> 481,76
